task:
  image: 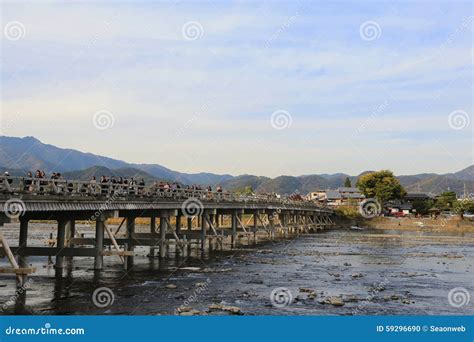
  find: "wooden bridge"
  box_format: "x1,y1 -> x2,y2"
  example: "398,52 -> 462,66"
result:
0,176 -> 335,284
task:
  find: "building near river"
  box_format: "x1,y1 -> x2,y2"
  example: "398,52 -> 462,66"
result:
306,187 -> 365,207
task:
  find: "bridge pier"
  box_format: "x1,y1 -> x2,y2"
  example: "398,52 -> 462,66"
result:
187,216 -> 192,255
281,213 -> 288,238
200,211 -> 208,252
18,217 -> 29,285
148,216 -> 156,257
231,211 -> 237,248
159,215 -> 166,259
94,218 -> 104,270
253,211 -> 258,244
55,219 -> 67,270
268,212 -> 275,240
66,220 -> 75,247
126,216 -> 135,269
176,213 -> 182,235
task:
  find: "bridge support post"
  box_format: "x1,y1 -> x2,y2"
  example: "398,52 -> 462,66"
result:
231,211 -> 237,248
149,216 -> 156,257
176,213 -> 182,234
186,217 -> 192,254
66,220 -> 75,247
126,216 -> 135,269
55,219 -> 67,270
94,218 -> 104,270
253,211 -> 258,244
159,215 -> 166,258
65,219 -> 75,263
268,212 -> 275,240
17,217 -> 29,285
281,213 -> 287,238
200,212 -> 207,252
175,213 -> 182,256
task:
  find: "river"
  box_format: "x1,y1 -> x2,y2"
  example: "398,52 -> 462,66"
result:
0,223 -> 472,315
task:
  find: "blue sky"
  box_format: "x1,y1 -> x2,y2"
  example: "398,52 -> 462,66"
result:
0,0 -> 472,177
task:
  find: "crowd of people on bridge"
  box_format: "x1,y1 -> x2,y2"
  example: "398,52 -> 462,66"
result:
1,170 -> 227,197
1,170 -> 307,203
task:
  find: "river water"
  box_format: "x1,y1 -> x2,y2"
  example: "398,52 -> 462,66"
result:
0,224 -> 472,315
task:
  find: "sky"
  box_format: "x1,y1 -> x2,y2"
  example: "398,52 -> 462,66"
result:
0,0 -> 473,177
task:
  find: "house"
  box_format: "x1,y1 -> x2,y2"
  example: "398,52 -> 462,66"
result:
306,190 -> 327,201
385,200 -> 413,215
307,187 -> 365,207
404,192 -> 437,202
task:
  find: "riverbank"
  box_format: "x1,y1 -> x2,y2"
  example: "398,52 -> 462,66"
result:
357,216 -> 474,232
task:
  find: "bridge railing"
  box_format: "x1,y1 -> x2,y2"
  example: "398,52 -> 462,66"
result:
0,176 -> 325,209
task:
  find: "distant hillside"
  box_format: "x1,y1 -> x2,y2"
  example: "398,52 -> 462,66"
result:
0,135 -> 472,196
403,174 -> 474,195
452,165 -> 474,181
0,136 -> 231,185
220,175 -> 270,191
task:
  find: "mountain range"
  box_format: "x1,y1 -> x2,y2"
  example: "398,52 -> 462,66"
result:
0,135 -> 473,196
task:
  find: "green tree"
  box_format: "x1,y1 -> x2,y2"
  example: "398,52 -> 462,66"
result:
436,191 -> 457,210
344,177 -> 352,187
234,186 -> 254,196
356,170 -> 406,204
453,200 -> 474,219
412,199 -> 434,216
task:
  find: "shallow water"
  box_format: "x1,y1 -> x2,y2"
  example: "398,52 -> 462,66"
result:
0,223 -> 473,315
